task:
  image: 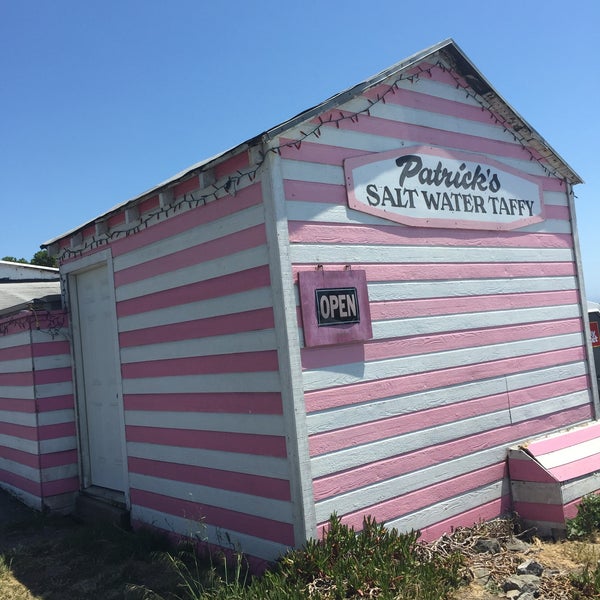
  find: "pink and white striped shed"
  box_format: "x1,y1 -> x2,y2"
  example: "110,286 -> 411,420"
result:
28,39 -> 599,563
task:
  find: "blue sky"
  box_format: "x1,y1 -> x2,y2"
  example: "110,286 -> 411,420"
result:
1,1 -> 598,300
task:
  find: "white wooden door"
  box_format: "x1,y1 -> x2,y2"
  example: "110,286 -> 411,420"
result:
73,263 -> 125,492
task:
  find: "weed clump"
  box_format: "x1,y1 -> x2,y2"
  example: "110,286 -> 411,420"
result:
178,514 -> 464,599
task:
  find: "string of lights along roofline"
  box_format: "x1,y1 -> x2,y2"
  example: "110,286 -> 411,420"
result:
55,54 -> 565,262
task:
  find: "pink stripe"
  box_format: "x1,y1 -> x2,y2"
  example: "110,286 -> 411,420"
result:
114,224 -> 266,287
280,138 -> 370,164
305,347 -> 586,412
126,425 -> 287,457
128,456 -> 291,501
120,307 -> 275,347
0,345 -> 31,361
564,497 -> 583,520
214,151 -> 250,180
117,264 -> 271,317
111,183 -> 263,257
38,422 -> 76,441
284,180 -> 348,204
370,291 -> 579,321
0,372 -> 34,386
312,405 -> 591,501
512,500 -> 565,523
365,82 -> 504,126
0,468 -> 41,496
528,421 -> 600,455
0,445 -> 39,468
545,205 -> 570,220
41,477 -> 79,496
310,391 -> 510,456
310,375 -> 587,457
0,422 -> 37,440
302,318 -> 583,370
172,176 -> 199,197
31,340 -> 70,357
549,453 -> 600,482
509,375 -> 588,408
123,392 -> 283,415
288,221 -> 573,249
130,488 -> 294,545
321,463 -> 507,532
33,367 -> 72,386
294,262 -> 576,282
0,398 -> 36,413
508,456 -> 557,483
419,495 -> 512,542
316,109 -> 540,163
40,449 -> 78,468
36,395 -> 75,412
122,350 -> 278,378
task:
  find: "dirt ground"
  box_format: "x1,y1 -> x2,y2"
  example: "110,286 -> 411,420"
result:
0,489 -> 597,599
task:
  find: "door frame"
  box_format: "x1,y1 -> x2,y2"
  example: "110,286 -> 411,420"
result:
63,249 -> 129,506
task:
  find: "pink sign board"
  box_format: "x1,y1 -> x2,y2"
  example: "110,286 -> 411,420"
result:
591,321 -> 600,348
298,269 -> 372,347
345,146 -> 545,231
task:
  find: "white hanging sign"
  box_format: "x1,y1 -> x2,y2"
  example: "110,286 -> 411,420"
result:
345,146 -> 545,230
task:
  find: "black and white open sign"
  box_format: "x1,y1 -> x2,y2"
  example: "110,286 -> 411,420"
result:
315,287 -> 360,326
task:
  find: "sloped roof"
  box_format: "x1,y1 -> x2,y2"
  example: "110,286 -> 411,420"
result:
43,39 -> 582,248
0,282 -> 61,316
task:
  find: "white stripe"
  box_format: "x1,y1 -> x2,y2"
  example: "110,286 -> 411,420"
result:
37,409 -> 75,426
544,191 -> 569,207
343,96 -> 518,145
127,442 -> 290,479
290,243 -> 574,265
130,505 -> 289,561
114,204 -> 266,272
120,329 -> 277,363
536,436 -> 600,470
124,411 -> 285,436
116,245 -> 270,302
31,355 -> 71,371
39,436 -> 77,453
510,481 -> 562,505
0,435 -> 37,453
0,410 -> 36,426
118,287 -> 273,332
563,472 -> 600,504
123,371 -> 281,394
0,332 -> 30,350
303,332 -> 584,391
307,361 -> 587,435
367,277 -> 577,301
372,304 -> 581,339
0,457 -> 41,482
286,200 -> 571,234
30,329 -> 68,344
129,472 -> 293,523
510,390 -> 591,423
0,358 -> 32,374
41,463 -> 78,482
315,444 -> 507,523
281,160 -> 345,185
0,386 -> 34,400
35,382 -> 73,399
507,361 -> 588,391
310,410 -> 510,478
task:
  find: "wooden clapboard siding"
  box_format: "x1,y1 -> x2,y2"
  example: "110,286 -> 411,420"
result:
280,56 -> 593,535
78,168 -> 297,560
0,314 -> 77,511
